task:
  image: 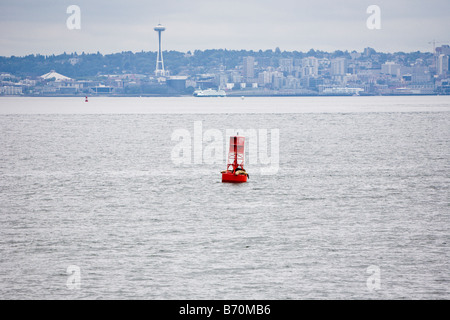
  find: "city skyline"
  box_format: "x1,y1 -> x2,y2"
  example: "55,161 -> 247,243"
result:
1,0 -> 449,57
2,46 -> 449,96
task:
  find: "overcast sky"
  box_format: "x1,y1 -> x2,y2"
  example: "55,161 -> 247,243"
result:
1,0 -> 449,56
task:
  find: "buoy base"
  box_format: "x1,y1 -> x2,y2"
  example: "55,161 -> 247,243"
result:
221,171 -> 248,183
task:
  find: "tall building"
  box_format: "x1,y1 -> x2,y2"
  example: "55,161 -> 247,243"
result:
242,56 -> 255,81
331,58 -> 348,76
154,24 -> 166,77
381,61 -> 401,77
301,57 -> 319,77
258,71 -> 272,86
437,54 -> 449,76
436,45 -> 450,56
279,58 -> 294,73
433,45 -> 450,72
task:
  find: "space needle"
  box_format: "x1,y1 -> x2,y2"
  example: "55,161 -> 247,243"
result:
154,23 -> 166,77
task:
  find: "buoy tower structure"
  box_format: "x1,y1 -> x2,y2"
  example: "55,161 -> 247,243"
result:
221,135 -> 249,183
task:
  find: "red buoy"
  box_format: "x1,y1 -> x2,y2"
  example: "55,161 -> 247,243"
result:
221,135 -> 248,183
85,96 -> 88,102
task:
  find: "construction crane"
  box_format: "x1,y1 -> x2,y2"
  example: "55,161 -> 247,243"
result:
428,40 -> 442,54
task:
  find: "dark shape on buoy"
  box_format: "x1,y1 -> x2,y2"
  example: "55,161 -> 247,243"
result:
221,135 -> 248,183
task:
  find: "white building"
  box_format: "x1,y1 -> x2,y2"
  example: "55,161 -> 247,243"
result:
321,87 -> 364,95
258,71 -> 272,86
331,58 -> 348,76
40,70 -> 72,81
242,56 -> 255,80
279,58 -> 294,73
437,54 -> 449,76
381,62 -> 401,77
1,86 -> 23,95
301,57 -> 319,76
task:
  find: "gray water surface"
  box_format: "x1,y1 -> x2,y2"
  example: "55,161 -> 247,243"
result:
0,96 -> 449,299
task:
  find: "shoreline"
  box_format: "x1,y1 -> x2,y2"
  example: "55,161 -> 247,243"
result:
0,93 -> 446,98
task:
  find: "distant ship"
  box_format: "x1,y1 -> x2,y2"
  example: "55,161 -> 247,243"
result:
193,88 -> 226,97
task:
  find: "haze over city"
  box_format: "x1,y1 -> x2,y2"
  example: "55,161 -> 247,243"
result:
1,0 -> 449,56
